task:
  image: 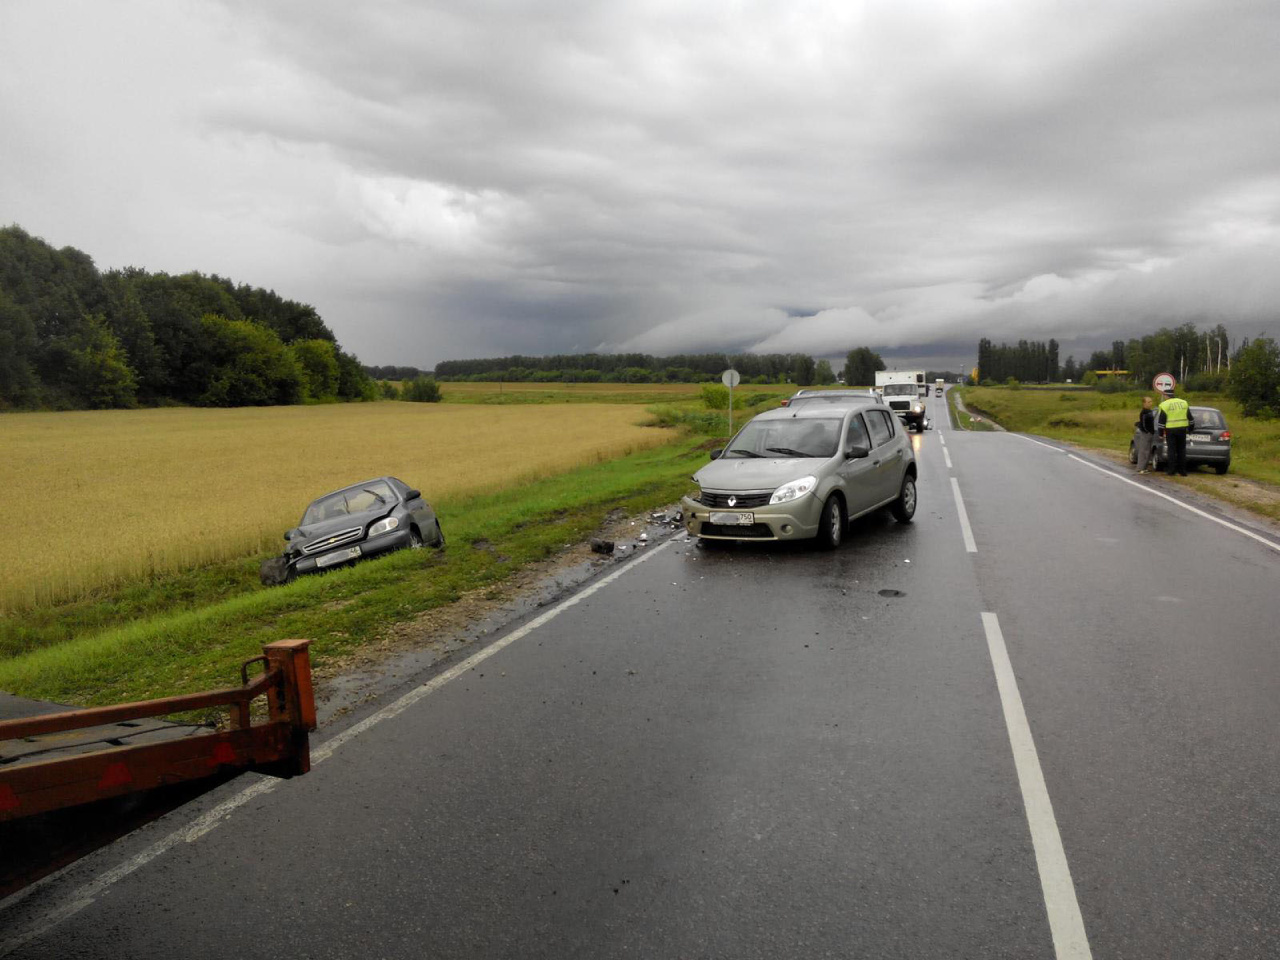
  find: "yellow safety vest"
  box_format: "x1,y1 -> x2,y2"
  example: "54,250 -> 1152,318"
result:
1159,397 -> 1190,429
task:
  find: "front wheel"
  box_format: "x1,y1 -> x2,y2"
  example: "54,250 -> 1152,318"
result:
815,495 -> 844,549
431,519 -> 446,548
890,474 -> 917,523
408,527 -> 425,549
1214,461 -> 1229,475
1128,441 -> 1137,464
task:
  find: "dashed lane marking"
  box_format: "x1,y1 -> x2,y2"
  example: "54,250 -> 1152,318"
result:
950,477 -> 977,552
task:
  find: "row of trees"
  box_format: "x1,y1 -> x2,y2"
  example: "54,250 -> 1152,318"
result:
0,225 -> 374,409
1082,324 -> 1233,386
431,352 -> 841,386
976,338 -> 1062,384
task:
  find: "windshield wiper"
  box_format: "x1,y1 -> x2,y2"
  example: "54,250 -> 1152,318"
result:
766,446 -> 813,458
362,488 -> 387,504
728,448 -> 764,458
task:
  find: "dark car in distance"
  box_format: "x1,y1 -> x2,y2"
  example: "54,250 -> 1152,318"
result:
261,476 -> 444,584
1130,405 -> 1232,474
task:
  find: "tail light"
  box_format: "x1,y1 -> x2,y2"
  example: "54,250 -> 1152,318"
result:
1219,431 -> 1231,440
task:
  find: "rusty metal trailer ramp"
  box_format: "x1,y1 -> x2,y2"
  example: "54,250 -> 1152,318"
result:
0,639 -> 317,897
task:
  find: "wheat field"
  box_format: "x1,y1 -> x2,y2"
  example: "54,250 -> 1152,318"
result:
1,402 -> 669,612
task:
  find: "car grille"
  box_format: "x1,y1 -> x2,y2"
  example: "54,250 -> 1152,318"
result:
698,491 -> 772,509
699,523 -> 774,539
301,526 -> 364,555
888,400 -> 911,410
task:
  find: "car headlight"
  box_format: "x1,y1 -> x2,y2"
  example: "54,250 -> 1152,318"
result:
912,402 -> 922,412
368,516 -> 400,537
770,475 -> 817,504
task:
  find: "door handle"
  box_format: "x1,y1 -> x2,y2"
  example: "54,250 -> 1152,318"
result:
872,460 -> 881,466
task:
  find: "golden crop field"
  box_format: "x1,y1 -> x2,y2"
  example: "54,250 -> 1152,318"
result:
0,402 -> 670,612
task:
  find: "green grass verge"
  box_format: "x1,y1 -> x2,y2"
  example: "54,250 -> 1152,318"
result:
0,435 -> 709,709
949,388 -> 999,431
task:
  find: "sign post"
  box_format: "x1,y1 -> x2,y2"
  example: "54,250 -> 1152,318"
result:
721,368 -> 741,440
1152,372 -> 1176,394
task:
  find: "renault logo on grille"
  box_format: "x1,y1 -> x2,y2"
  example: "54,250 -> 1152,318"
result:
727,496 -> 737,507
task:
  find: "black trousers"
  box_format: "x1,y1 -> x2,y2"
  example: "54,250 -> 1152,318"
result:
1165,428 -> 1188,474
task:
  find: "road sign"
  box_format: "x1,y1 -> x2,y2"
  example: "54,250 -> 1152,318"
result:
721,369 -> 740,388
1153,372 -> 1176,393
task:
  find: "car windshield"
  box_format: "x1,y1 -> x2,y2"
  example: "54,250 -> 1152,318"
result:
302,480 -> 396,524
1192,408 -> 1225,430
724,417 -> 841,459
881,384 -> 916,396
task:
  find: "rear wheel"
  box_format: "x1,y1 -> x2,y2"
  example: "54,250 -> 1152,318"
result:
815,495 -> 844,549
1215,461 -> 1229,475
890,473 -> 917,523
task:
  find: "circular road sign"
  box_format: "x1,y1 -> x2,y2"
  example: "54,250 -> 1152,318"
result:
721,369 -> 741,388
1153,372 -> 1176,393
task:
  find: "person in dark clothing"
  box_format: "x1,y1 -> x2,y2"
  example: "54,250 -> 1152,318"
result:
1157,390 -> 1195,476
1134,396 -> 1158,473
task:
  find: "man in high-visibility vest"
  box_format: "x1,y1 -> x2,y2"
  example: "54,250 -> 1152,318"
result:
1157,389 -> 1195,476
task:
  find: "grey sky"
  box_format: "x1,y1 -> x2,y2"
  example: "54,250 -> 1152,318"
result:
3,0 -> 1279,370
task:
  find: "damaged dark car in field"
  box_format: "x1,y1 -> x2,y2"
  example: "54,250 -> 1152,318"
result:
260,476 -> 444,585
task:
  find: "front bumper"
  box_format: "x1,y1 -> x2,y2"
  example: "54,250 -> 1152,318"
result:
680,493 -> 824,541
288,528 -> 413,575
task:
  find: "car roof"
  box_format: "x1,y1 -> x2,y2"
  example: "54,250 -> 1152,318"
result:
755,398 -> 881,421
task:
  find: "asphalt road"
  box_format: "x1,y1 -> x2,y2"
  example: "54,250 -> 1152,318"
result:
4,391 -> 1278,959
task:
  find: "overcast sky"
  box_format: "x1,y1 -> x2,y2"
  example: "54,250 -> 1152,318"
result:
3,0 -> 1279,370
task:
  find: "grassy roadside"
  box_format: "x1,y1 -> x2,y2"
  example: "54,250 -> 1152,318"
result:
0,435 -> 708,709
947,387 -> 998,431
955,385 -> 1280,520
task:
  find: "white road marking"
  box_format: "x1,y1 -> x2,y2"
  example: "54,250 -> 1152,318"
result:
943,446 -> 953,469
0,535 -> 684,955
950,477 -> 977,552
939,434 -> 946,446
1003,431 -> 1280,555
1065,454 -> 1280,554
1009,433 -> 1065,452
981,613 -> 1093,960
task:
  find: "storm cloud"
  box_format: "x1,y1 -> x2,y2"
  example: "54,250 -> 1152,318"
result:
3,0 -> 1278,369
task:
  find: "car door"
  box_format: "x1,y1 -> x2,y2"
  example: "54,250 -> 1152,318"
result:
864,409 -> 905,504
835,411 -> 879,516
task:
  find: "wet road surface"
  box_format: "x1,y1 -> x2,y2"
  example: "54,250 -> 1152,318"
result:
4,394 -> 1278,958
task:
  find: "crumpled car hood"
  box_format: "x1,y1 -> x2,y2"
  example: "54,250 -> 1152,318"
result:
295,507 -> 389,541
694,457 -> 829,491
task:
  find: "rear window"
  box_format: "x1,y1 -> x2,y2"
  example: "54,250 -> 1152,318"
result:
1192,408 -> 1225,430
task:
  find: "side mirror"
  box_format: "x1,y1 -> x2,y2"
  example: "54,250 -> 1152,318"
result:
709,449 -> 722,460
405,488 -> 421,501
284,529 -> 295,541
846,443 -> 870,460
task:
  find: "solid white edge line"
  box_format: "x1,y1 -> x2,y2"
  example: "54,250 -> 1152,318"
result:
981,613 -> 1092,960
950,477 -> 977,553
1008,433 -> 1065,452
1004,431 -> 1280,555
943,446 -> 953,469
0,534 -> 686,956
1064,455 -> 1280,554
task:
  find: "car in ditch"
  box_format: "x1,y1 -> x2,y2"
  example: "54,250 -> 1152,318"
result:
681,398 -> 917,548
260,476 -> 444,584
1129,405 -> 1232,474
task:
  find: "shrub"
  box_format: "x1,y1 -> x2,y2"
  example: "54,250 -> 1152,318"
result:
700,383 -> 730,409
1183,371 -> 1228,393
1228,337 -> 1280,417
1095,377 -> 1133,394
402,376 -> 443,402
1005,377 -> 1021,390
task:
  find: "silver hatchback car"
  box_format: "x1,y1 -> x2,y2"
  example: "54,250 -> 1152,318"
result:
682,399 -> 917,548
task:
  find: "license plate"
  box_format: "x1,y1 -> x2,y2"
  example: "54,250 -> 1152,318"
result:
709,511 -> 754,525
316,545 -> 361,567
1188,434 -> 1212,443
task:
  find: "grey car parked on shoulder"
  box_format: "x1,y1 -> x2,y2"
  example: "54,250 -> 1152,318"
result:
261,476 -> 444,584
1129,405 -> 1232,474
681,398 -> 917,548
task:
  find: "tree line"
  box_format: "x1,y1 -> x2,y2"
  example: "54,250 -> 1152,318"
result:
0,225 -> 374,410
431,352 -> 840,385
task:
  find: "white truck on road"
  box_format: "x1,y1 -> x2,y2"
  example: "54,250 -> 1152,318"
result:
875,370 -> 928,431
